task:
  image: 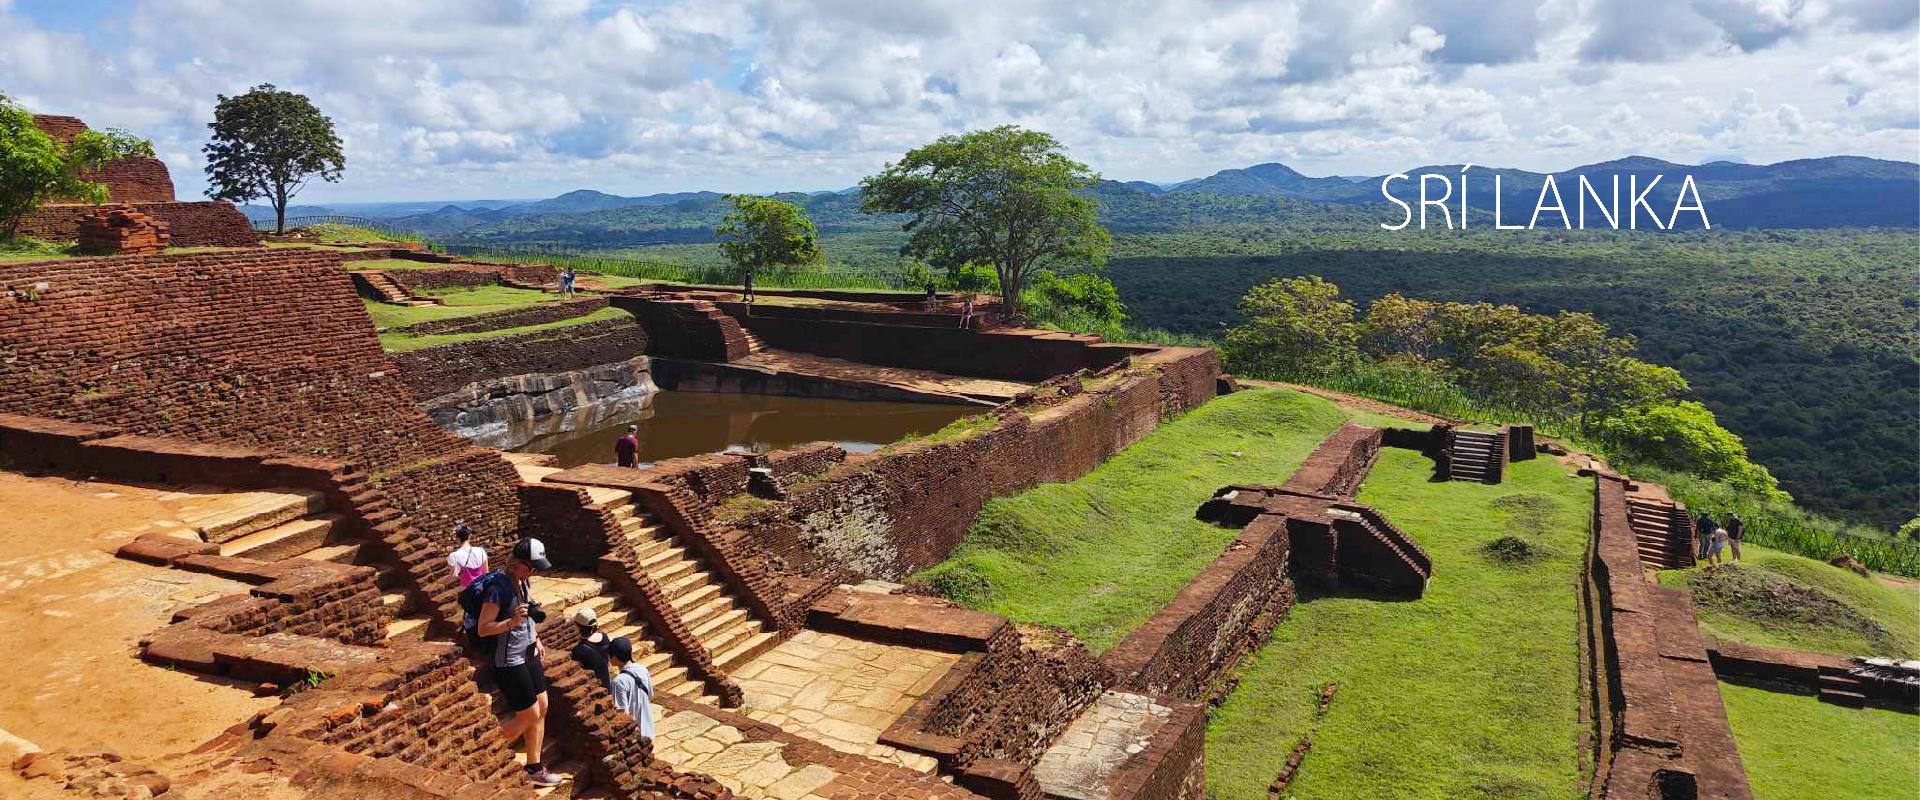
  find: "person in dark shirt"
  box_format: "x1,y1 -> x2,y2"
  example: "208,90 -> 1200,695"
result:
1695,512 -> 1717,561
923,282 -> 937,311
568,607 -> 613,688
477,538 -> 561,788
1724,513 -> 1744,562
614,425 -> 640,468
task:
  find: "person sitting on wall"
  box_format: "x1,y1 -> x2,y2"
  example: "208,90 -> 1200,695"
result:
477,538 -> 563,789
447,523 -> 488,589
606,636 -> 656,741
959,297 -> 975,330
569,606 -> 613,689
615,424 -> 641,469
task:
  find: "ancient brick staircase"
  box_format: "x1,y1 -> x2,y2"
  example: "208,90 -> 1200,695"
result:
739,327 -> 766,354
606,497 -> 780,673
1625,496 -> 1696,570
352,270 -> 440,307
1816,663 -> 1870,708
1446,429 -> 1506,484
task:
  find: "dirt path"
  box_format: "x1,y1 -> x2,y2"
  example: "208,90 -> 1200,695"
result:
0,472 -> 280,763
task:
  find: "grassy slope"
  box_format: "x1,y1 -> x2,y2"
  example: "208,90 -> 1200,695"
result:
1658,545 -> 1920,658
1720,681 -> 1919,800
362,285 -> 559,329
1206,450 -> 1593,800
379,306 -> 627,353
911,388 -> 1349,652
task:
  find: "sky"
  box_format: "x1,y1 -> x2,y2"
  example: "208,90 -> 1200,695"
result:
4,0 -> 1917,203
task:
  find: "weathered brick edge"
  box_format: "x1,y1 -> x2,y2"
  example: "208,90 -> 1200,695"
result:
394,296 -> 608,336
17,201 -> 260,247
1100,514 -> 1298,703
805,589 -> 1108,800
1101,700 -> 1207,800
609,295 -> 752,362
1280,422 -> 1381,498
1584,472 -> 1754,800
394,316 -> 651,401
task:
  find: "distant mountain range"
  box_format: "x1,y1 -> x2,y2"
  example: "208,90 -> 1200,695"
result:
243,155 -> 1918,241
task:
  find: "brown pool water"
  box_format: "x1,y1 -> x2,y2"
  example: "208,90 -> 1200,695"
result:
511,391 -> 981,468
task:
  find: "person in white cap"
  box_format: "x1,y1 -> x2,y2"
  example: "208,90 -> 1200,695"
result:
476,537 -> 562,788
569,605 -> 613,688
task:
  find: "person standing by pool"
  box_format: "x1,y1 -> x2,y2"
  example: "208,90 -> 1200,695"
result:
615,424 -> 640,468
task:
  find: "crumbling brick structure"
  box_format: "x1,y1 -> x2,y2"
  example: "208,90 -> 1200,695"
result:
32,114 -> 176,202
16,114 -> 260,247
75,203 -> 170,254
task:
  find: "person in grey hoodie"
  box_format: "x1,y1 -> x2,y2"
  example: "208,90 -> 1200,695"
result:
606,636 -> 655,741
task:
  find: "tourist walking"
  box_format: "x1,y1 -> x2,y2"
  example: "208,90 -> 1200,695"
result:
447,523 -> 488,589
959,298 -> 975,330
923,281 -> 938,312
615,424 -> 641,468
476,538 -> 562,789
1694,512 -> 1717,562
1725,513 -> 1744,562
559,268 -> 576,298
742,272 -> 755,305
606,637 -> 656,741
1705,525 -> 1730,565
569,606 -> 613,689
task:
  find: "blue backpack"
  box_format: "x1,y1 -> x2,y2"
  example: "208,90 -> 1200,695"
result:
459,571 -> 510,654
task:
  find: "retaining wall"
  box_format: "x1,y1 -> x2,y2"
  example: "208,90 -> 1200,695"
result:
17,201 -> 261,246
394,296 -> 607,336
1280,422 -> 1380,498
394,315 -> 650,401
696,347 -> 1220,581
733,315 -> 1156,382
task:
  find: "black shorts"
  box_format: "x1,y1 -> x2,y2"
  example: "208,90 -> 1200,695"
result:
493,654 -> 548,712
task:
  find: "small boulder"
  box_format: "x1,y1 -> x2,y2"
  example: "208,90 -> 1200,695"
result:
1829,554 -> 1870,578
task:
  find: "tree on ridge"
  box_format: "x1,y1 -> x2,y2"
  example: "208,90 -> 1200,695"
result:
860,125 -> 1110,319
715,194 -> 822,298
203,84 -> 345,234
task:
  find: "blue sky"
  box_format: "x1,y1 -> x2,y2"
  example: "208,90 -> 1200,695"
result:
4,0 -> 1916,202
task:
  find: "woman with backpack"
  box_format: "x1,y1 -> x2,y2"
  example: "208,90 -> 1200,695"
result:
468,538 -> 563,789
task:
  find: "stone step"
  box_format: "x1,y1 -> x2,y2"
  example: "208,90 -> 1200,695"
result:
385,616 -> 429,641
652,665 -> 689,691
381,591 -> 415,614
714,630 -> 778,671
1818,688 -> 1867,708
629,535 -> 675,561
639,650 -> 674,672
183,491 -> 328,543
689,607 -> 750,642
667,581 -> 723,609
638,544 -> 688,571
594,606 -> 636,633
701,620 -> 759,656
679,596 -> 733,631
608,623 -> 646,643
219,514 -> 342,560
664,679 -> 704,698
297,542 -> 364,564
648,559 -> 700,589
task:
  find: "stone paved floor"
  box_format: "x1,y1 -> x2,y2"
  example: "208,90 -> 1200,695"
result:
1034,690 -> 1175,800
724,630 -> 957,773
651,704 -> 838,800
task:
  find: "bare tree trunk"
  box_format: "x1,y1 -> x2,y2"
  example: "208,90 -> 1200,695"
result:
274,184 -> 288,234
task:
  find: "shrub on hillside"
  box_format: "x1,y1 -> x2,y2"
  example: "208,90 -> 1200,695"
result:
1593,401 -> 1784,499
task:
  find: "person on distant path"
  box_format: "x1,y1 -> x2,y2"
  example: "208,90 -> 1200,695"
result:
959,298 -> 975,330
447,523 -> 488,589
1724,513 -> 1744,562
568,606 -> 613,689
606,636 -> 656,741
1694,512 -> 1717,562
559,268 -> 576,298
742,272 -> 755,305
615,424 -> 641,468
478,538 -> 562,789
923,282 -> 937,312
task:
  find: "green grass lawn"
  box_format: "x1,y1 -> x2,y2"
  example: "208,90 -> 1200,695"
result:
1205,449 -> 1594,800
1659,546 -> 1920,658
911,388 -> 1351,652
1720,681 -> 1920,800
379,305 -> 629,352
0,238 -> 240,263
361,285 -> 560,330
343,257 -> 442,270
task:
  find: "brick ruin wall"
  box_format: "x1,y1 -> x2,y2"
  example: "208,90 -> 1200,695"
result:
393,296 -> 608,336
32,114 -> 176,202
1099,513 -> 1297,702
707,347 -> 1220,581
729,311 -> 1160,382
16,200 -> 261,247
610,295 -> 751,362
1279,422 -> 1381,498
392,315 -> 651,401
0,248 -> 525,583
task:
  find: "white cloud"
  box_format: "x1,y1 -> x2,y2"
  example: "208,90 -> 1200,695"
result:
0,0 -> 1912,201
